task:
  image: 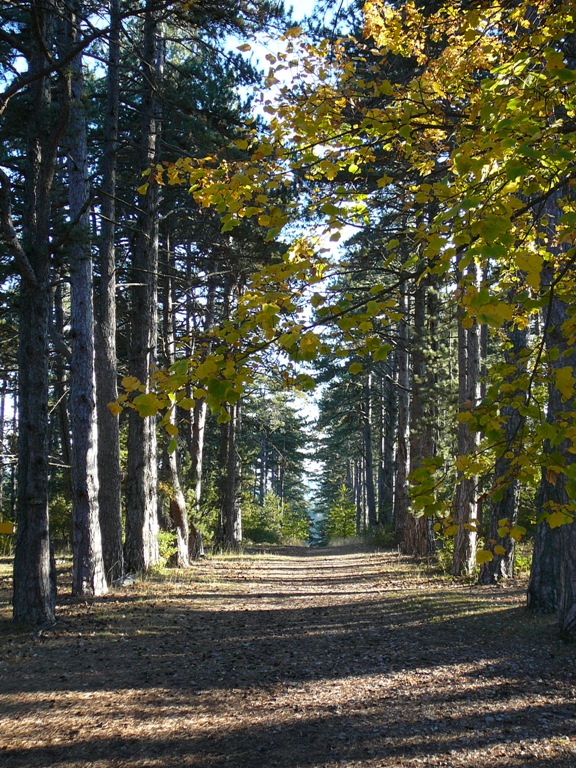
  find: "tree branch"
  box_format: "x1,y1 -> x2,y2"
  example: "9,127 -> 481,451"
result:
0,168 -> 38,287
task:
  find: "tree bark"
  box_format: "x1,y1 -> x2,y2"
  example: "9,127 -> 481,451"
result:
378,355 -> 396,526
124,4 -> 162,573
394,282 -> 411,546
161,226 -> 189,568
363,372 -> 377,528
95,0 -> 123,585
452,261 -> 481,577
217,402 -> 242,551
406,279 -> 435,557
528,281 -> 576,619
67,4 -> 107,597
11,2 -> 66,624
479,324 -> 527,584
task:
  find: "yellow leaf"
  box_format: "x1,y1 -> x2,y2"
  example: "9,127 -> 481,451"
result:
493,545 -> 507,556
348,362 -> 363,375
555,366 -> 575,401
476,549 -> 494,564
121,376 -> 141,392
237,43 -> 252,52
137,183 -> 149,195
509,524 -> 527,542
444,524 -> 458,536
165,423 -> 179,436
547,510 -> 573,529
108,401 -> 123,417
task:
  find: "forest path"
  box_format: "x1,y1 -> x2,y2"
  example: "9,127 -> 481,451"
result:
1,546 -> 575,767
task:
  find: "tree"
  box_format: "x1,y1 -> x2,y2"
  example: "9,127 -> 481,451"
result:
66,0 -> 107,596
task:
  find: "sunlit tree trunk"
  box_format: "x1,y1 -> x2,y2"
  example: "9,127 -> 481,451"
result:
378,354 -> 396,526
452,260 -> 481,577
363,372 -> 377,527
394,281 -> 410,546
125,5 -> 162,572
406,279 -> 435,557
161,226 -> 189,568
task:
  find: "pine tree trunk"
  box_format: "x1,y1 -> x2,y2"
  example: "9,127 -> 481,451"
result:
67,8 -> 107,597
11,3 -> 66,624
161,226 -> 189,568
363,373 -> 377,527
217,403 -> 242,551
528,278 -> 576,620
124,5 -> 162,573
379,355 -> 396,526
479,324 -> 527,584
95,0 -> 123,585
187,274 -> 215,558
452,262 -> 481,577
394,283 -> 410,547
406,280 -> 435,557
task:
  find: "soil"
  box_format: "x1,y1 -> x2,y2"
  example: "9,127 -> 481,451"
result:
0,545 -> 575,767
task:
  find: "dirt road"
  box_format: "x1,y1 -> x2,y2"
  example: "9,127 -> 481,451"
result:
1,547 -> 575,766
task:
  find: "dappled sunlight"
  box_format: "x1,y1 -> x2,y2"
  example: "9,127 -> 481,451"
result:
1,548 -> 575,767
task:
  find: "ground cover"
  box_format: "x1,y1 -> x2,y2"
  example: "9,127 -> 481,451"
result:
0,546 -> 575,767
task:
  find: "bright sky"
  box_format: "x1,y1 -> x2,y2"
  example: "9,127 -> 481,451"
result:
287,0 -> 319,21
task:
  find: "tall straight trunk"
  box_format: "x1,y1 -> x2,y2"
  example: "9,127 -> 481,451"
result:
187,274 -> 215,558
161,227 -> 189,568
406,280 -> 435,556
95,0 -> 123,584
259,431 -> 267,505
52,281 -> 72,497
379,355 -> 396,526
67,1 -> 107,598
528,274 -> 576,620
11,2 -> 67,624
124,5 -> 162,572
479,324 -> 527,584
363,373 -> 377,527
394,283 -> 410,546
0,379 -> 5,517
351,458 -> 360,533
217,402 -> 242,550
452,261 -> 481,577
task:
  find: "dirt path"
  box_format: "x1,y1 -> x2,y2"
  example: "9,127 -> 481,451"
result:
1,546 -> 575,767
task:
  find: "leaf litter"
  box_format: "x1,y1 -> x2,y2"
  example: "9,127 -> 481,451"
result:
0,546 -> 575,767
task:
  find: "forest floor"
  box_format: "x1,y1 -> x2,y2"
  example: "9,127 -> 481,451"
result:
0,545 -> 575,767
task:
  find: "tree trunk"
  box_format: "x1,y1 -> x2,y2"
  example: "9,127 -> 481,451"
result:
67,1 -> 107,598
217,402 -> 242,551
11,3 -> 66,624
378,355 -> 396,526
406,279 -> 435,557
363,373 -> 377,527
452,262 -> 481,577
479,324 -> 527,584
124,5 -> 162,573
161,226 -> 189,568
394,282 -> 411,547
95,0 -> 123,585
528,279 -> 576,620
187,272 -> 216,558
